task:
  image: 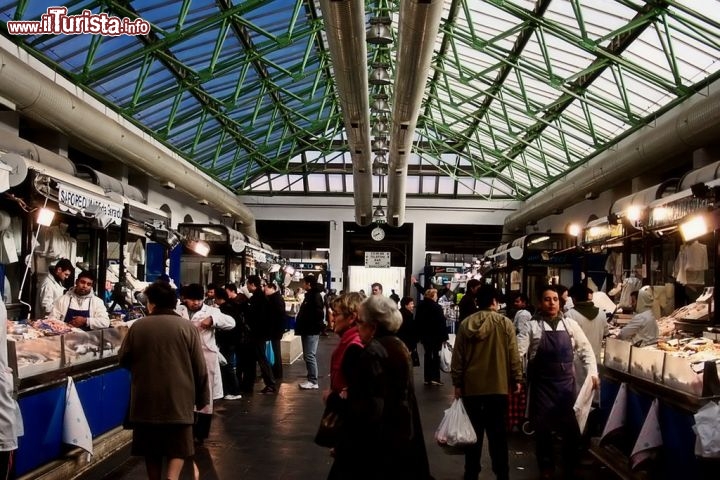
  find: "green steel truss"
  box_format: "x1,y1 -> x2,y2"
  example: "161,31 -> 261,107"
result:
1,0 -> 719,199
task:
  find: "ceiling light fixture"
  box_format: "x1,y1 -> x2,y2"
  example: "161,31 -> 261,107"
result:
371,93 -> 390,113
372,137 -> 389,153
371,116 -> 389,136
369,62 -> 391,85
366,17 -> 393,45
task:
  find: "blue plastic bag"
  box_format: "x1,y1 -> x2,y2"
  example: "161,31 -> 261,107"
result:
265,341 -> 275,366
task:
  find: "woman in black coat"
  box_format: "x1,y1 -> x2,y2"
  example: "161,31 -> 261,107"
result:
414,289 -> 448,385
328,294 -> 432,480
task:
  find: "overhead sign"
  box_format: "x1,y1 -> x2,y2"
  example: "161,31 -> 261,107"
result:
57,182 -> 123,226
365,251 -> 391,268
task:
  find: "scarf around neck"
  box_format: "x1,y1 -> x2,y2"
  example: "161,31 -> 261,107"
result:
330,326 -> 363,392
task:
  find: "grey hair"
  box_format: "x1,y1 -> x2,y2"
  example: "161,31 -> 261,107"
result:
360,294 -> 402,333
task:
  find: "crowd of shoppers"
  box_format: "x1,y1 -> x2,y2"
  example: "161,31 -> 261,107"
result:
110,274 -> 618,480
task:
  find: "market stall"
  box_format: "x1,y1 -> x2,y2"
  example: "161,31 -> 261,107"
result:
595,336 -> 720,478
483,233 -> 578,301
175,223 -> 279,286
5,320 -> 131,477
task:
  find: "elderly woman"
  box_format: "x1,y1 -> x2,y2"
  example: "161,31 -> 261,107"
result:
517,286 -> 598,479
618,286 -> 658,346
328,295 -> 431,480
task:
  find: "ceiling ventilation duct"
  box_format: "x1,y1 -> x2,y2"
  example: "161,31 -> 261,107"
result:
0,39 -> 258,237
318,0 -> 373,226
503,78 -> 720,233
386,0 -> 445,227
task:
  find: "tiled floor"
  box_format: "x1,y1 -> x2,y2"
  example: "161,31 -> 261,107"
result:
83,334 -> 617,480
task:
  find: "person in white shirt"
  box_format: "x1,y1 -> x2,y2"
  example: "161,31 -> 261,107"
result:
618,286 -> 658,346
1,301 -> 24,478
48,271 -> 109,330
517,285 -> 598,479
181,283 -> 235,444
36,258 -> 73,318
566,284 -> 609,395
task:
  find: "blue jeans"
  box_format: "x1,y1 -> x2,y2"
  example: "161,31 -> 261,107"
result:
301,334 -> 319,384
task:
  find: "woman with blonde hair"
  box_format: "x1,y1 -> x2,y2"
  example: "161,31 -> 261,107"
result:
327,294 -> 431,480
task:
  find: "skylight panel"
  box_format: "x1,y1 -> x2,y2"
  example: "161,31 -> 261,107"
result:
306,174 -> 326,192
437,176 -> 455,195
405,176 -> 420,194
270,174 -> 290,192
421,176 -> 436,194
327,174 -> 345,193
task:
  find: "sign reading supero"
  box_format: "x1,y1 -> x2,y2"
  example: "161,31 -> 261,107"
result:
57,183 -> 123,226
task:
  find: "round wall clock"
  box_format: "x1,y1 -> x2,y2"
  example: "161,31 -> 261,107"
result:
371,226 -> 385,241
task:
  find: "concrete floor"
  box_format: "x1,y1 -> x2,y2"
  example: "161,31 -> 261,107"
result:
83,334 -> 617,480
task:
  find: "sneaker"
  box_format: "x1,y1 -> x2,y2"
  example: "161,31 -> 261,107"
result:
430,380 -> 444,386
260,386 -> 277,395
223,394 -> 242,400
298,381 -> 319,390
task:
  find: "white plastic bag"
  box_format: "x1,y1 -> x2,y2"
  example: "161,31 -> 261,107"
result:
435,398 -> 477,454
440,341 -> 452,373
693,400 -> 720,458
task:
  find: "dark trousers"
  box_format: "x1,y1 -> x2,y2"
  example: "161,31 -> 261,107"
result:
237,343 -> 256,392
271,338 -> 283,380
463,394 -> 510,480
194,412 -> 212,441
534,412 -> 581,477
253,339 -> 276,389
423,345 -> 441,382
219,345 -> 240,396
0,450 -> 15,480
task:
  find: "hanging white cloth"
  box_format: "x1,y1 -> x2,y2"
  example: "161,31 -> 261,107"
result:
128,239 -> 146,266
630,398 -> 662,469
604,251 -> 623,286
673,242 -> 708,285
62,376 -> 93,458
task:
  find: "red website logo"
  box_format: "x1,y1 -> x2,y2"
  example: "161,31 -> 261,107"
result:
6,7 -> 151,36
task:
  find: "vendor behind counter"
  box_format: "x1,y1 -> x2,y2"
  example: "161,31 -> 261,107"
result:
47,271 -> 109,330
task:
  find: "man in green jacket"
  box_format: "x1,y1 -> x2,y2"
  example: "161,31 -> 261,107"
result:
451,284 -> 523,480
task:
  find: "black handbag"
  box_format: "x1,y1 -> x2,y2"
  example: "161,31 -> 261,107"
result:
315,391 -> 347,447
314,404 -> 343,448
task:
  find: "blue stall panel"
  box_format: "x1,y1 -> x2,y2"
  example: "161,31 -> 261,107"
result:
16,385 -> 66,475
101,368 -> 131,431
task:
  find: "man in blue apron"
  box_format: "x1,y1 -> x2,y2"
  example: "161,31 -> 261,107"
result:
517,286 -> 598,479
48,271 -> 110,330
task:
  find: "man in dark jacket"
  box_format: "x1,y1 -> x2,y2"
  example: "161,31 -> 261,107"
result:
457,278 -> 481,326
246,275 -> 277,394
295,273 -> 325,389
264,281 -> 286,380
415,288 -> 449,385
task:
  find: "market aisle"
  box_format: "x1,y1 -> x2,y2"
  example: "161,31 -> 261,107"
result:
84,334 -> 617,480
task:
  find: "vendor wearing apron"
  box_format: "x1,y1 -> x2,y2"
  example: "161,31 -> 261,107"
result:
48,271 -> 110,330
517,286 -> 598,479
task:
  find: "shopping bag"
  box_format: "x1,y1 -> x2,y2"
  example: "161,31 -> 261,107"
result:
265,340 -> 275,366
434,398 -> 477,454
440,341 -> 452,373
314,392 -> 345,448
314,404 -> 343,448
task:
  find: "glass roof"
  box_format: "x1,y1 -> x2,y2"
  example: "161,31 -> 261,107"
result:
1,0 -> 719,200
